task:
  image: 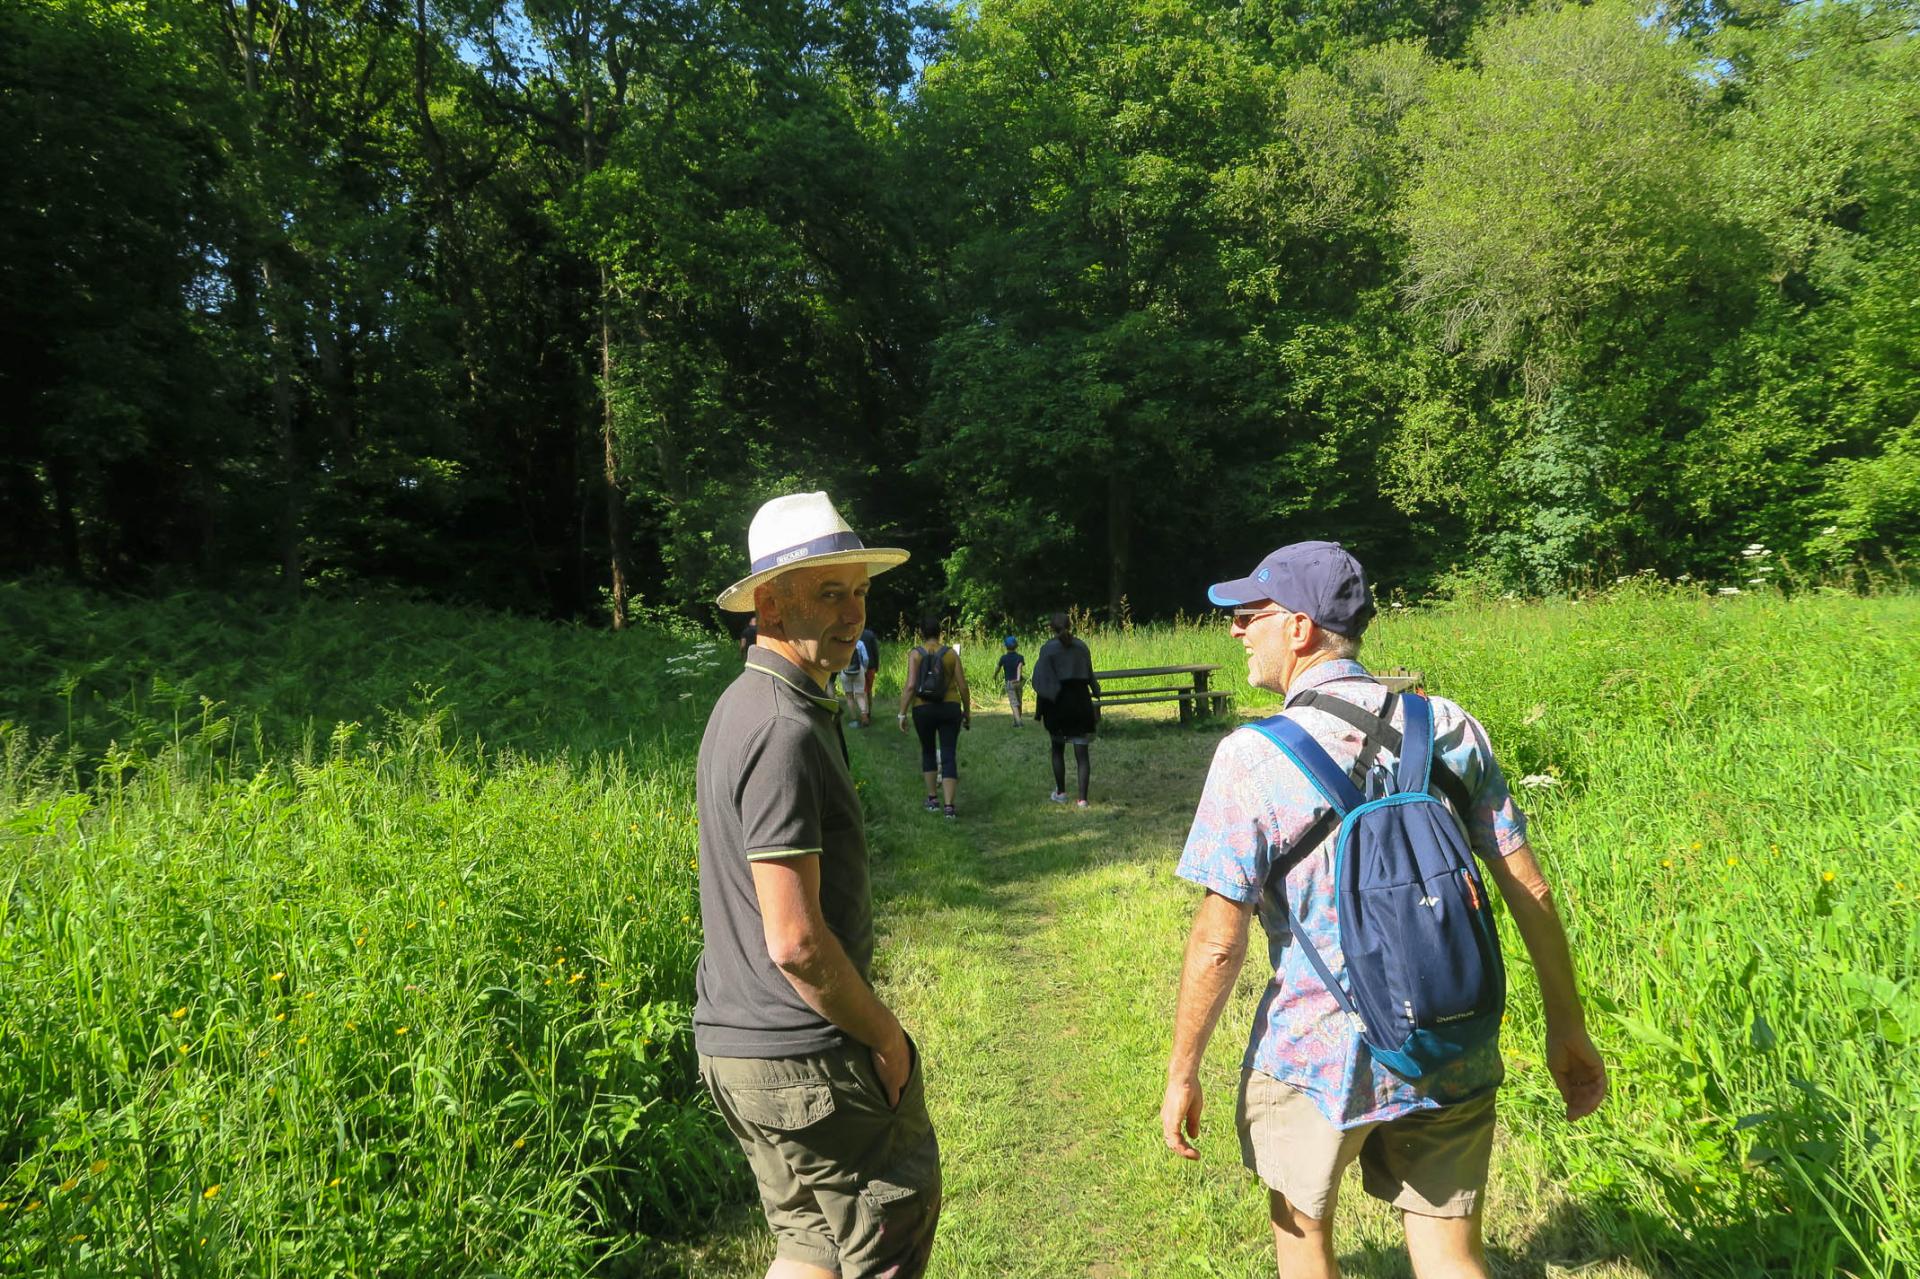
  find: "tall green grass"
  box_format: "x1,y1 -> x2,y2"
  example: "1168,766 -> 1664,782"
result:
0,585 -> 741,1275
5,581 -> 1916,1276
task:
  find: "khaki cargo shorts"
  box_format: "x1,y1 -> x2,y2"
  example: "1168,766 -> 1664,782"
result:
1237,1069 -> 1495,1220
700,1037 -> 940,1276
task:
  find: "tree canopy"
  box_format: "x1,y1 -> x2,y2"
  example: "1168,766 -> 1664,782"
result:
4,0 -> 1916,624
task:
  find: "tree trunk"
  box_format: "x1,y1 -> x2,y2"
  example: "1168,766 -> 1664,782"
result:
1106,470 -> 1130,618
47,456 -> 83,578
600,267 -> 631,630
260,259 -> 302,596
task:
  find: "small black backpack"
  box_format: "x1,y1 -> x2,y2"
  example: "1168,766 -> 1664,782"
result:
913,645 -> 951,701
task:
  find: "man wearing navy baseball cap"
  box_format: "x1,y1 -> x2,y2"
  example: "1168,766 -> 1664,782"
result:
1160,541 -> 1607,1279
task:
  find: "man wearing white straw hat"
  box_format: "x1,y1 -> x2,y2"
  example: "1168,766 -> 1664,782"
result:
694,492 -> 940,1279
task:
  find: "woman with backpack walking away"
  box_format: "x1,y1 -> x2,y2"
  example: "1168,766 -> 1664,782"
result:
898,613 -> 970,818
1032,611 -> 1099,807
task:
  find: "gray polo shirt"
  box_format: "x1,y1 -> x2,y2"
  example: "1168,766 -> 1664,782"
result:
693,646 -> 874,1058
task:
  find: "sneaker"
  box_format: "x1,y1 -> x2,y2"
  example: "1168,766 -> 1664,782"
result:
924,795 -> 940,813
1049,790 -> 1069,804
1075,799 -> 1090,809
943,803 -> 957,820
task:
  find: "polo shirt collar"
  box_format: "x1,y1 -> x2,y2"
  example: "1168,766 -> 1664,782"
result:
1283,658 -> 1372,707
745,647 -> 843,715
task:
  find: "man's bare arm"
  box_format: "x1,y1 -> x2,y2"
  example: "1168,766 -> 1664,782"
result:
752,855 -> 911,1102
1481,841 -> 1608,1120
1161,889 -> 1254,1158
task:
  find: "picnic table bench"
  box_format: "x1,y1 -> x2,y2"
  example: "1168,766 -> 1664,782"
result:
1091,664 -> 1231,726
1088,665 -> 1427,727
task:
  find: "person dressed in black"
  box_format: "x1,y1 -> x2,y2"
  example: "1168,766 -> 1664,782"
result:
897,613 -> 970,818
1032,611 -> 1099,807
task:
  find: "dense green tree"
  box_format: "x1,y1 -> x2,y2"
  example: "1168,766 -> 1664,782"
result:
3,0 -> 1915,616
0,0 -> 230,580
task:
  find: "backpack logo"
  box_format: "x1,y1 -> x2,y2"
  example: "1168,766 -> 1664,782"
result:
1249,692 -> 1506,1081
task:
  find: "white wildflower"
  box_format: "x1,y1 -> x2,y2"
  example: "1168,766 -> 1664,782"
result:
1820,525 -> 1838,536
678,692 -> 693,700
1518,774 -> 1561,789
1718,586 -> 1743,596
1748,577 -> 1767,585
1741,543 -> 1768,559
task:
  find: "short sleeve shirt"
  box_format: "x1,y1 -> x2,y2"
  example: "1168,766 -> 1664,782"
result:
1175,659 -> 1529,1128
694,648 -> 873,1058
997,651 -> 1025,682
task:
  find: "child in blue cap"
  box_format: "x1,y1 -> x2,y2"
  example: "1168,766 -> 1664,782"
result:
995,635 -> 1027,727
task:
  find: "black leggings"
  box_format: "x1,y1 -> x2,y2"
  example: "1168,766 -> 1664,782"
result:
913,701 -> 962,779
1051,738 -> 1090,801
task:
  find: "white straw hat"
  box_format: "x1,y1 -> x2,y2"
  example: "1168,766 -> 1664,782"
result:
716,492 -> 909,612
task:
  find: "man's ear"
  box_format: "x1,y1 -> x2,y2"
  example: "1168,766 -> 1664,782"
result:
1292,615 -> 1320,655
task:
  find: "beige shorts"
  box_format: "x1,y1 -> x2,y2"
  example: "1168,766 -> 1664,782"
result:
1236,1069 -> 1495,1220
700,1038 -> 940,1274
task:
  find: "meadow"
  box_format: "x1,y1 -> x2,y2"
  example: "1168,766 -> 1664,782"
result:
3,580 -> 1917,1276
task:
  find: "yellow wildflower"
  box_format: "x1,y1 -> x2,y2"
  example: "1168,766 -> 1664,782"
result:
178,1043 -> 190,1054
1661,858 -> 1673,869
274,1012 -> 286,1022
269,971 -> 285,982
1726,856 -> 1738,867
568,972 -> 584,984
26,1200 -> 42,1211
59,1177 -> 78,1192
328,1177 -> 342,1188
0,1200 -> 9,1210
395,1026 -> 409,1036
202,1184 -> 221,1200
1822,870 -> 1836,883
90,1160 -> 108,1175
1690,842 -> 1702,851
514,1137 -> 526,1149
297,1035 -> 308,1045
69,1233 -> 87,1243
345,1021 -> 357,1031
172,1007 -> 187,1020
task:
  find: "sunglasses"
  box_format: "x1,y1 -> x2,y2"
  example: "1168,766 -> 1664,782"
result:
1228,606 -> 1289,624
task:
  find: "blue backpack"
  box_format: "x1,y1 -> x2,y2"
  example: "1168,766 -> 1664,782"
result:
1249,691 -> 1506,1080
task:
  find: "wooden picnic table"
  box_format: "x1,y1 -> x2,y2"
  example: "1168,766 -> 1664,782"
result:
1091,663 -> 1231,726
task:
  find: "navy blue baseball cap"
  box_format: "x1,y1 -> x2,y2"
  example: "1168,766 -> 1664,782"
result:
1207,540 -> 1376,637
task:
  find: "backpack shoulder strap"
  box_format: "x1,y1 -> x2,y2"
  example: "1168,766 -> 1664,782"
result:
1396,691 -> 1434,794
1247,714 -> 1365,815
1291,689 -> 1474,819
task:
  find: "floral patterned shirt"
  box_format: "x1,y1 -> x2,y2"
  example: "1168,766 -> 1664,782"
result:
1176,660 -> 1530,1128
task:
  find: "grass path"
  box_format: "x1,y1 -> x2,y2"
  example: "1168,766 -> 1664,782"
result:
667,693 -> 1652,1279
